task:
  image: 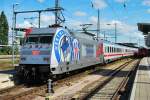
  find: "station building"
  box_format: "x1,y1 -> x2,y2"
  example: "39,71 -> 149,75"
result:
138,23 -> 150,55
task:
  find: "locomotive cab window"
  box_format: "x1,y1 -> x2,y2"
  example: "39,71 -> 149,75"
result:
40,36 -> 53,44
25,35 -> 53,44
25,36 -> 39,44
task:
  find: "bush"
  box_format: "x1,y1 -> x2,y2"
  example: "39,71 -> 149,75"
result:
0,46 -> 19,55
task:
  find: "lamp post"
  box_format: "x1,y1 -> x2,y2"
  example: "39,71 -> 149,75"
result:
12,3 -> 19,67
91,0 -> 100,40
107,23 -> 117,43
97,9 -> 100,40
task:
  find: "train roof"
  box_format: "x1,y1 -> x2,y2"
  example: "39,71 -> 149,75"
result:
30,27 -> 57,35
103,40 -> 138,49
117,43 -> 138,48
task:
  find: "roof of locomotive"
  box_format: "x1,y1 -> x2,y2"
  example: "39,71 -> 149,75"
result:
30,27 -> 58,35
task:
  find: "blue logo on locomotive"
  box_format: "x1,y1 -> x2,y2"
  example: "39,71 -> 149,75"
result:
54,29 -> 80,64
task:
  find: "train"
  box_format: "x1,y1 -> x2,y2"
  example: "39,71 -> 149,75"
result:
134,47 -> 148,57
15,26 -> 138,82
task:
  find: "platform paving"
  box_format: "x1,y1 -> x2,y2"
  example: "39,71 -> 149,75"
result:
0,70 -> 15,89
130,57 -> 150,100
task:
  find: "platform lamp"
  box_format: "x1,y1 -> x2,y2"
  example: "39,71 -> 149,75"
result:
12,3 -> 19,67
91,0 -> 100,40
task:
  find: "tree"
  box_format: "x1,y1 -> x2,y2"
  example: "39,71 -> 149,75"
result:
0,11 -> 9,45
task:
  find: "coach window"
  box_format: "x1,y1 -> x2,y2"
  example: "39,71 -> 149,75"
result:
106,47 -> 108,53
111,47 -> 113,53
114,48 -> 115,53
110,47 -> 112,53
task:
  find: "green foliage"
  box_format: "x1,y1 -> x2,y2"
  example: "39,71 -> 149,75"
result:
0,46 -> 12,55
0,11 -> 9,45
0,11 -> 11,55
0,46 -> 19,55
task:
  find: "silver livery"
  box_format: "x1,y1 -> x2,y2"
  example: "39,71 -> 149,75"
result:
16,26 -> 137,82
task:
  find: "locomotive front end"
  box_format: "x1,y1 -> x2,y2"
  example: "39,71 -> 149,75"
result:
16,28 -> 55,82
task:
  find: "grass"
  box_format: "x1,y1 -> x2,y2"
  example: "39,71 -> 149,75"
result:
0,60 -> 19,71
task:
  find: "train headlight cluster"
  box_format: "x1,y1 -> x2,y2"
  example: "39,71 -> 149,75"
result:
21,57 -> 26,61
43,57 -> 50,62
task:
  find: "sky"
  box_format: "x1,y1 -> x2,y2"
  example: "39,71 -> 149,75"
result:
0,0 -> 150,47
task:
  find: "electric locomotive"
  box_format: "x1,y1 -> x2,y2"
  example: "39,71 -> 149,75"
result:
16,26 -> 104,81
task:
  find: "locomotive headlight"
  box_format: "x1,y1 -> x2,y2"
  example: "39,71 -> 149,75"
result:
43,57 -> 50,62
21,57 -> 26,61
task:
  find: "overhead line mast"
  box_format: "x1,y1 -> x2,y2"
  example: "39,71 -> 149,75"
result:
55,0 -> 59,25
54,0 -> 65,26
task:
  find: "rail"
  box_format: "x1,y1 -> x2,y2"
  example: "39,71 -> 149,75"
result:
71,59 -> 139,100
0,58 -> 136,100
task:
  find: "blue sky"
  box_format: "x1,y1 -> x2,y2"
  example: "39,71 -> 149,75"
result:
1,0 -> 150,46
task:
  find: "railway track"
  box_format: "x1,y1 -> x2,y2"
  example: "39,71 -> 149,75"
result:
71,59 -> 140,100
0,58 -> 137,100
0,84 -> 37,100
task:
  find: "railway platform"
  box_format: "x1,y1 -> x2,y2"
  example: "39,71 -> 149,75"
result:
0,70 -> 15,89
130,57 -> 150,100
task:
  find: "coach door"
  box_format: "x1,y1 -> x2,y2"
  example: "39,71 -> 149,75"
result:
96,40 -> 104,63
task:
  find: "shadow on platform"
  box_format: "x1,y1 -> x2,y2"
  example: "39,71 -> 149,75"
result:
91,68 -> 133,77
0,70 -> 16,75
138,65 -> 150,70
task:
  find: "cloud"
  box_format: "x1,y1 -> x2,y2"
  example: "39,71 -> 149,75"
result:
143,0 -> 150,6
91,0 -> 107,9
147,8 -> 150,13
16,13 -> 143,43
37,0 -> 45,3
17,14 -> 55,28
41,14 -> 55,25
17,20 -> 35,28
115,0 -> 127,3
89,16 -> 97,23
65,19 -> 84,29
88,16 -> 142,37
74,11 -> 87,17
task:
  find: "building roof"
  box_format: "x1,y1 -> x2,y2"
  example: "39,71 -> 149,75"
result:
137,23 -> 150,35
